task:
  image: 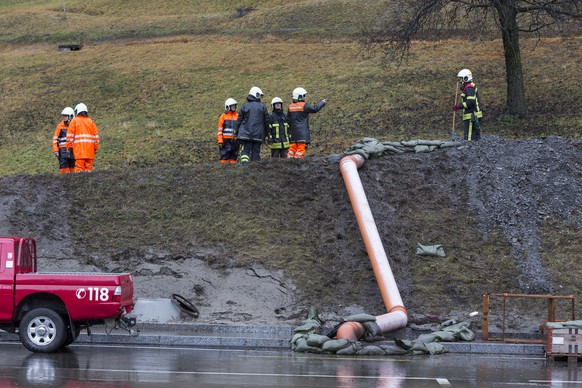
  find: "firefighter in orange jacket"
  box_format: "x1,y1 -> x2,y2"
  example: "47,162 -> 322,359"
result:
217,98 -> 239,163
52,107 -> 75,174
66,103 -> 100,172
287,87 -> 326,158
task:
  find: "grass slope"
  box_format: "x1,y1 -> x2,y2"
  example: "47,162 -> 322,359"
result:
0,1 -> 580,176
0,1 -> 580,323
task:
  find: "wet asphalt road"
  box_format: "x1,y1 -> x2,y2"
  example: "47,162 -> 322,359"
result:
0,342 -> 581,387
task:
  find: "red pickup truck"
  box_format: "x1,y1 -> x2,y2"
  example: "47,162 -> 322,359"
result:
0,236 -> 136,353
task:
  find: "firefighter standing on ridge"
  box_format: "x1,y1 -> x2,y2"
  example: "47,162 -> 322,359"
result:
235,86 -> 270,165
52,107 -> 76,174
217,98 -> 239,163
268,97 -> 290,158
287,87 -> 326,158
66,103 -> 100,172
453,69 -> 482,141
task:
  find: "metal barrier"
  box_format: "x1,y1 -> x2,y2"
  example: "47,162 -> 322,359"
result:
482,293 -> 576,344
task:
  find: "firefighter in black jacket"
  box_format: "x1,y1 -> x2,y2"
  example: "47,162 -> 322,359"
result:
453,69 -> 482,141
287,87 -> 326,158
235,86 -> 270,165
268,97 -> 290,158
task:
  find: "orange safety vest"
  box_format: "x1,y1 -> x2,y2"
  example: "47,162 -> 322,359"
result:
52,120 -> 68,153
66,115 -> 100,159
217,111 -> 238,143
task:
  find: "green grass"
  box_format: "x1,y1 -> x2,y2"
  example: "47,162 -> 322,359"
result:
0,1 -> 580,176
1,36 -> 580,176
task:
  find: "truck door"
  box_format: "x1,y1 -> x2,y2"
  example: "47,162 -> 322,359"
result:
0,241 -> 16,321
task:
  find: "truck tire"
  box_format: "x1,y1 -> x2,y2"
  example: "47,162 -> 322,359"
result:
19,308 -> 67,353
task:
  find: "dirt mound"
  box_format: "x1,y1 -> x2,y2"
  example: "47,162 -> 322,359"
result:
0,136 -> 580,329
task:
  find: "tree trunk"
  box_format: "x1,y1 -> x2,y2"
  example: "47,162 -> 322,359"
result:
495,1 -> 528,117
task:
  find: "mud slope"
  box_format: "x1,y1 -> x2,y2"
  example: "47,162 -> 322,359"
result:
0,136 -> 580,326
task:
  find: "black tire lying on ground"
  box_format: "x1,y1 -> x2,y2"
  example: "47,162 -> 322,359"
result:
171,293 -> 199,318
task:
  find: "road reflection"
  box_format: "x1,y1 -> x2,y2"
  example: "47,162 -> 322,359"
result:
337,361 -> 406,388
0,343 -> 579,387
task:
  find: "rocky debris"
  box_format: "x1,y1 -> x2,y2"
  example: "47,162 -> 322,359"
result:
451,136 -> 581,294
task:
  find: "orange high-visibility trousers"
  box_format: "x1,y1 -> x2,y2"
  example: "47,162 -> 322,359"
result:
74,159 -> 94,172
288,143 -> 306,159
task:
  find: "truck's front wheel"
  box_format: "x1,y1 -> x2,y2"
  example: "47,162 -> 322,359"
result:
19,308 -> 66,353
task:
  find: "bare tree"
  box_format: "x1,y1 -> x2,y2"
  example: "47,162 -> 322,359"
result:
363,0 -> 582,117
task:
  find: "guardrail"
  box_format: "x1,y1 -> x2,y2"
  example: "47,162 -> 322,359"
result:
482,293 -> 576,344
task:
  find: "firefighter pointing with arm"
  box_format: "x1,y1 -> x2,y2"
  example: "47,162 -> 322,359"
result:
453,69 -> 482,141
52,107 -> 75,174
287,87 -> 326,158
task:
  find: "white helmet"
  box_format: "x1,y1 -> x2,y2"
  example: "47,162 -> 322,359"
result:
61,107 -> 74,120
292,87 -> 307,101
74,103 -> 88,115
271,97 -> 283,109
249,86 -> 263,99
457,69 -> 473,82
224,98 -> 237,111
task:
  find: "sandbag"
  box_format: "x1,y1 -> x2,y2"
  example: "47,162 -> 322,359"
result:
400,140 -> 419,147
394,338 -> 448,355
290,333 -> 305,350
545,320 -> 582,329
343,313 -> 376,323
441,320 -> 475,341
362,321 -> 385,342
380,344 -> 410,355
344,137 -> 461,159
416,243 -> 446,257
440,141 -> 458,148
306,334 -> 331,347
378,144 -> 404,155
417,320 -> 475,343
322,339 -> 350,353
414,145 -> 431,153
293,319 -> 322,334
382,141 -> 406,148
336,342 -> 364,355
381,142 -> 406,153
294,337 -> 323,353
417,140 -> 445,146
411,341 -> 448,355
356,345 -> 386,356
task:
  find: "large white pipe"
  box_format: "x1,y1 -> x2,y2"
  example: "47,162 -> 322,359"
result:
337,154 -> 408,340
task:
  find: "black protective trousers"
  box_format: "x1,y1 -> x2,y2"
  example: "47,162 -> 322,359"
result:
239,141 -> 261,163
219,139 -> 239,162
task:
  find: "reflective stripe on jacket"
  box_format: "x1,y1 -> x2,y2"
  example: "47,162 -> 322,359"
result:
52,120 -> 68,152
268,110 -> 290,150
460,82 -> 483,121
287,99 -> 326,144
66,115 -> 100,160
235,95 -> 270,142
217,111 -> 238,143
